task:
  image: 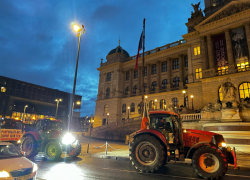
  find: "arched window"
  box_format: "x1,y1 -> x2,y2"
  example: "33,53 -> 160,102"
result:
104,105 -> 108,114
160,99 -> 166,109
173,77 -> 180,88
122,104 -> 126,113
131,103 -> 135,112
162,79 -> 168,89
106,88 -> 110,97
133,85 -> 137,94
149,100 -> 154,110
239,82 -> 250,99
151,81 -> 157,91
219,86 -> 223,101
125,86 -> 129,95
172,98 -> 178,106
185,76 -> 188,84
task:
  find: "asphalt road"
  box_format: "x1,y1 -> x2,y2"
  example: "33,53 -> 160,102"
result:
33,155 -> 250,180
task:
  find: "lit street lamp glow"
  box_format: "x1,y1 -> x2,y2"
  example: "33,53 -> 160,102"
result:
73,24 -> 80,32
76,101 -> 81,105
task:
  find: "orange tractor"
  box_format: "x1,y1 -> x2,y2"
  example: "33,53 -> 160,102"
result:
129,111 -> 236,179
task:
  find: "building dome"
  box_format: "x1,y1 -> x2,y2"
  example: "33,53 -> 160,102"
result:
107,45 -> 130,57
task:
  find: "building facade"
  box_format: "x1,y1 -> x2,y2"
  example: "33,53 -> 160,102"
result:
94,0 -> 250,128
0,75 -> 82,122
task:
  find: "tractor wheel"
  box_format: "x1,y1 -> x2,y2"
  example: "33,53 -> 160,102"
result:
192,146 -> 228,179
21,135 -> 38,158
67,141 -> 82,158
129,135 -> 165,173
44,141 -> 62,161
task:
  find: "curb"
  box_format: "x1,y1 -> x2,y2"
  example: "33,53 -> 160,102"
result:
81,154 -> 250,170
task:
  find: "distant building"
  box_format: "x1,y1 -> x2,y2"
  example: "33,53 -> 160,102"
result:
0,75 -> 82,122
94,0 -> 250,127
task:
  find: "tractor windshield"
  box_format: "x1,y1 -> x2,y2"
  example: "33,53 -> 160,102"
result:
149,114 -> 173,133
49,121 -> 63,131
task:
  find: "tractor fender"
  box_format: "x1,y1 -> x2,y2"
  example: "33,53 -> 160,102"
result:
133,129 -> 168,146
23,131 -> 40,142
186,141 -> 210,158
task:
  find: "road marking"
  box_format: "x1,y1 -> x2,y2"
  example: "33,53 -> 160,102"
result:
226,174 -> 250,178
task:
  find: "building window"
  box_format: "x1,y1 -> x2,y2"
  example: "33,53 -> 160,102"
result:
106,88 -> 110,97
106,72 -> 111,82
126,71 -> 129,80
1,87 -> 6,93
185,76 -> 188,84
237,62 -> 249,72
194,46 -> 200,56
151,81 -> 157,91
218,66 -> 228,75
104,105 -> 108,114
151,64 -> 157,75
134,70 -> 138,79
144,67 -> 147,76
219,86 -> 223,101
172,58 -> 179,70
184,55 -> 188,67
131,103 -> 135,112
173,77 -> 180,88
172,98 -> 178,106
162,79 -> 168,89
195,68 -> 202,79
133,85 -> 137,94
149,100 -> 154,110
160,99 -> 166,109
125,86 -> 129,95
239,82 -> 250,99
144,83 -> 147,92
122,104 -> 126,113
162,61 -> 167,72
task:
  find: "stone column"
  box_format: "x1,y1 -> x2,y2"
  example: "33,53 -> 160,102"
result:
147,64 -> 151,93
167,57 -> 172,91
244,23 -> 250,59
156,61 -> 161,93
129,69 -> 133,96
225,30 -> 235,73
207,34 -> 215,69
179,54 -> 184,89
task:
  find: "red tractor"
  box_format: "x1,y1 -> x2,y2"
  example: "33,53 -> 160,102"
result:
21,119 -> 82,161
129,111 -> 236,179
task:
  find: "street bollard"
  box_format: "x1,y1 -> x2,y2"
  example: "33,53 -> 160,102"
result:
105,141 -> 108,155
87,141 -> 89,153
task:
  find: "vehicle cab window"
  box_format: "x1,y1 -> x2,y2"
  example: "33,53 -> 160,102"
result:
149,114 -> 173,133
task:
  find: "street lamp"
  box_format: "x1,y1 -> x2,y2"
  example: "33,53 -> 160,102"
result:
107,113 -> 109,125
76,101 -> 81,105
23,105 -> 28,121
155,99 -> 157,110
127,107 -> 130,119
182,90 -> 186,107
55,99 -> 62,119
191,95 -> 194,112
69,22 -> 85,127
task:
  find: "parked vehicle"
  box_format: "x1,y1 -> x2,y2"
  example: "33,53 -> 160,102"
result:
21,119 -> 81,161
0,142 -> 37,180
0,118 -> 22,144
129,111 -> 236,179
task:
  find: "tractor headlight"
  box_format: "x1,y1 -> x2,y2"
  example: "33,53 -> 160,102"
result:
33,163 -> 38,172
218,142 -> 227,147
0,170 -> 10,178
62,133 -> 76,145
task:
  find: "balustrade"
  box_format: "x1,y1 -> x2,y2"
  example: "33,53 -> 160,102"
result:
181,113 -> 201,121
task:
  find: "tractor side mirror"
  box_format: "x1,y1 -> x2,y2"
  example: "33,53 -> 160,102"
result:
21,151 -> 26,157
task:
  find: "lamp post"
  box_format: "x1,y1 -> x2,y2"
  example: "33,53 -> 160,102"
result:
23,105 -> 28,121
182,90 -> 186,107
155,99 -> 157,110
69,22 -> 85,127
55,99 -> 62,119
127,107 -> 130,119
107,113 -> 109,125
191,95 -> 194,112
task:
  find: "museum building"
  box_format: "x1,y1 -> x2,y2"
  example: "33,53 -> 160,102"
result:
0,75 -> 82,122
94,0 -> 250,128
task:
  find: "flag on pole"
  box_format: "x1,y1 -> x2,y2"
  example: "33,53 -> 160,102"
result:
141,101 -> 148,130
135,30 -> 144,70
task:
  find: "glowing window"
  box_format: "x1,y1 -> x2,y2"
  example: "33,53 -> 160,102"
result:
239,82 -> 250,99
219,86 -> 223,101
195,68 -> 202,79
218,66 -> 228,76
160,99 -> 166,109
237,62 -> 249,72
1,87 -> 6,92
149,100 -> 154,110
194,46 -> 200,56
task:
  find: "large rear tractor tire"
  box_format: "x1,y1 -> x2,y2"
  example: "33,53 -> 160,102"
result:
67,141 -> 82,158
192,146 -> 228,179
129,135 -> 165,173
21,135 -> 38,158
44,141 -> 62,161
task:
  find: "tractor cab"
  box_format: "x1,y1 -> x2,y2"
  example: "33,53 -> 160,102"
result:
35,119 -> 63,132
